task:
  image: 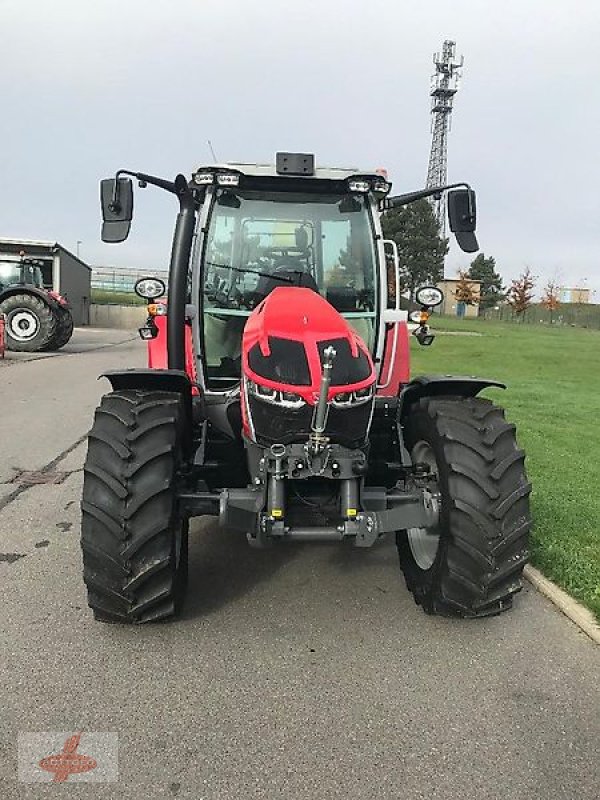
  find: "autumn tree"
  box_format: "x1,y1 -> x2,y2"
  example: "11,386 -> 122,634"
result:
541,280 -> 561,323
454,270 -> 479,305
507,268 -> 536,316
467,253 -> 505,310
381,199 -> 448,300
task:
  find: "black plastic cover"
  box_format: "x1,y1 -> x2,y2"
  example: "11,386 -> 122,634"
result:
317,338 -> 371,386
276,152 -> 315,176
248,338 -> 311,386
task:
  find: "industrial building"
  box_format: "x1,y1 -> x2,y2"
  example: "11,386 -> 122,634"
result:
558,287 -> 590,304
437,277 -> 481,317
0,238 -> 91,325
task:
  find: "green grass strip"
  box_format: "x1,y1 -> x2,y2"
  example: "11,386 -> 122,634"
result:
411,316 -> 600,620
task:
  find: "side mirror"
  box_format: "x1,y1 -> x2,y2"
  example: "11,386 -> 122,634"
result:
100,178 -> 133,243
448,188 -> 478,253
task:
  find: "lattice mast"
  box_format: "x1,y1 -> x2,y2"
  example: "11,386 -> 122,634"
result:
426,40 -> 463,238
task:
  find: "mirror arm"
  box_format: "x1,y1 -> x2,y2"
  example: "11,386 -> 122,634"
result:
382,182 -> 472,210
110,169 -> 178,213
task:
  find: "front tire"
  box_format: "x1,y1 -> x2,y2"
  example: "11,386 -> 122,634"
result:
81,390 -> 189,623
397,396 -> 531,617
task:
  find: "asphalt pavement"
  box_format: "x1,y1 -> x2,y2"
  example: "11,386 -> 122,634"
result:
1,329 -> 598,799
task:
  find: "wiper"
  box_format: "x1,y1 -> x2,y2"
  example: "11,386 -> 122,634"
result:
204,262 -> 303,284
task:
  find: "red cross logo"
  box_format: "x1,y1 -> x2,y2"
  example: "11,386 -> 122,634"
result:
38,733 -> 97,783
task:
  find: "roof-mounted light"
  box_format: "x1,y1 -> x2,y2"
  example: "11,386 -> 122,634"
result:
216,173 -> 240,187
372,178 -> 391,196
193,171 -> 214,185
347,178 -> 371,193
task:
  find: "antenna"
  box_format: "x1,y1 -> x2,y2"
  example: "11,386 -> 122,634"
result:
207,139 -> 218,163
425,40 -> 464,238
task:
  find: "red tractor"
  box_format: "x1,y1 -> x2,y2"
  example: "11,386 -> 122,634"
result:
0,253 -> 73,352
81,153 -> 531,624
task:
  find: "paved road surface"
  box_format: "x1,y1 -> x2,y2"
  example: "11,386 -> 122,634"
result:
1,330 -> 598,799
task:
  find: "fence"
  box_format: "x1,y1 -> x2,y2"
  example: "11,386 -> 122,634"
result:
480,303 -> 600,330
91,267 -> 169,305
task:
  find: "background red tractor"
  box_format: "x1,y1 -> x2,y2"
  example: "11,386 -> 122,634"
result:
81,153 -> 531,624
0,253 -> 73,352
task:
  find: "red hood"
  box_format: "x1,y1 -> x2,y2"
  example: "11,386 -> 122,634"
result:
242,287 -> 375,404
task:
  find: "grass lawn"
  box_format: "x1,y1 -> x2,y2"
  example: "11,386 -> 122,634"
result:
410,316 -> 600,620
91,289 -> 146,306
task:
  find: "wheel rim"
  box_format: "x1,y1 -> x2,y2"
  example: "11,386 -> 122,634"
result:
8,310 -> 40,342
407,440 -> 441,570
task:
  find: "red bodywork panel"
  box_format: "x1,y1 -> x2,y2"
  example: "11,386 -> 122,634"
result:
241,287 -> 376,441
376,321 -> 410,398
142,293 -> 410,405
47,291 -> 70,308
147,312 -> 200,395
242,287 -> 375,403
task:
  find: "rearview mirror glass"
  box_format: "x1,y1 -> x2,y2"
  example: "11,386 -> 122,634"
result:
447,188 -> 478,253
100,177 -> 133,243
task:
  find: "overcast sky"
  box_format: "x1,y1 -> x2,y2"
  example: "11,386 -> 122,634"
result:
1,0 -> 599,298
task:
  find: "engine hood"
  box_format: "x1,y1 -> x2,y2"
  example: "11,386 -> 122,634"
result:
242,287 -> 375,403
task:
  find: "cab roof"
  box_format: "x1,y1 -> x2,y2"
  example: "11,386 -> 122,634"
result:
194,151 -> 387,183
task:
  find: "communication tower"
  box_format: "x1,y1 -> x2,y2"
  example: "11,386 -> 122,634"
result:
426,40 -> 463,237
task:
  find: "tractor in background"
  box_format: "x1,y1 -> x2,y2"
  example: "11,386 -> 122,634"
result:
0,253 -> 73,352
80,152 -> 531,624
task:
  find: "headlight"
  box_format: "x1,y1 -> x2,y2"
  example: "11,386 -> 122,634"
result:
415,285 -> 444,307
216,173 -> 240,187
372,178 -> 391,195
347,179 -> 371,193
193,171 -> 214,185
247,380 -> 306,409
332,385 -> 374,407
134,277 -> 166,300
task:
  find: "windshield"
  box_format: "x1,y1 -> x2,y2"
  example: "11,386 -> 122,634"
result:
0,261 -> 21,288
200,191 -> 378,386
0,261 -> 44,289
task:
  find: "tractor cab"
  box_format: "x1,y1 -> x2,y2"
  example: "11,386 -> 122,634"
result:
0,259 -> 44,290
191,160 -> 390,392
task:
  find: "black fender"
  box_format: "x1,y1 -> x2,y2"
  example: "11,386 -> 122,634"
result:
0,286 -> 61,309
101,368 -> 192,394
398,375 -> 505,420
100,369 -> 198,453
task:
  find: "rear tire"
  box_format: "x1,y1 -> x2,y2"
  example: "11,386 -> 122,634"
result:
46,307 -> 74,350
81,390 -> 189,623
397,396 -> 531,617
0,293 -> 57,352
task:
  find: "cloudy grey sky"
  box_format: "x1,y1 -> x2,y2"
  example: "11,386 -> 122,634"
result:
1,0 -> 599,297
